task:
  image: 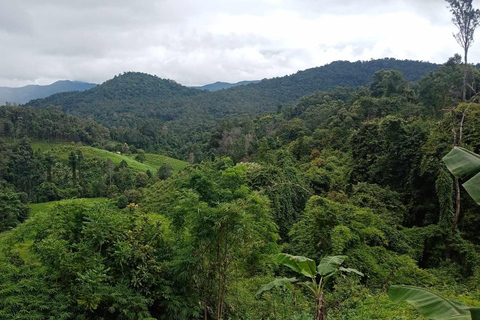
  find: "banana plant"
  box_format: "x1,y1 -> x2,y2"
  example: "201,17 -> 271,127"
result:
256,253 -> 363,320
443,146 -> 480,205
389,285 -> 480,320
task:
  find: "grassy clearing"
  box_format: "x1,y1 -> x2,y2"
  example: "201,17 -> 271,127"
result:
126,153 -> 189,172
31,140 -> 69,153
29,197 -> 109,215
30,141 -> 188,173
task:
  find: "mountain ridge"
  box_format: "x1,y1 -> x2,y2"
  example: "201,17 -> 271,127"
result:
0,80 -> 97,105
24,58 -> 439,156
193,80 -> 261,91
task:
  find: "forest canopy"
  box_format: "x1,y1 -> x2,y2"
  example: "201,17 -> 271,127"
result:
0,55 -> 479,319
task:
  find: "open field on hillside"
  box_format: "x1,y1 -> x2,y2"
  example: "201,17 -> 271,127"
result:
29,197 -> 109,215
30,141 -> 188,172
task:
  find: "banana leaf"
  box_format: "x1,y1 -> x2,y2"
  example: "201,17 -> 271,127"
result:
256,277 -> 298,296
317,255 -> 346,276
339,267 -> 364,277
389,285 -> 472,320
443,147 -> 480,205
274,253 -> 317,278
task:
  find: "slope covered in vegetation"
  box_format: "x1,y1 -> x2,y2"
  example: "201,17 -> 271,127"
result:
1,57 -> 480,319
26,59 -> 438,158
32,141 -> 188,173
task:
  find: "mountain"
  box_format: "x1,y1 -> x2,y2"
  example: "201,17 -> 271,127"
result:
25,58 -> 439,157
0,80 -> 97,105
193,80 -> 260,91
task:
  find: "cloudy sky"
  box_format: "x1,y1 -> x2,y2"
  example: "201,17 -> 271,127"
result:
0,0 -> 475,87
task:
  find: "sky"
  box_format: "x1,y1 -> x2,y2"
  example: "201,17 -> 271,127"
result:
0,0 -> 475,87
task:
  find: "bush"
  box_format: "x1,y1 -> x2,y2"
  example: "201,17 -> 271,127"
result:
116,195 -> 128,208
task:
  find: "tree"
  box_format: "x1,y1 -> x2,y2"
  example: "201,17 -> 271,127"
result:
68,151 -> 77,184
44,154 -> 56,183
76,149 -> 84,185
157,163 -> 173,180
257,253 -> 362,320
0,186 -> 29,232
446,0 -> 480,101
135,149 -> 146,162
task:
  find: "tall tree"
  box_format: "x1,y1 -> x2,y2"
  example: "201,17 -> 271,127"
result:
68,151 -> 77,184
446,0 -> 480,101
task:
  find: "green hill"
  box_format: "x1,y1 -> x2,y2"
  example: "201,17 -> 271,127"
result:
25,59 -> 438,158
31,141 -> 188,172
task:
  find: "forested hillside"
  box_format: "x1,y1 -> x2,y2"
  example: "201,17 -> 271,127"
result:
26,59 -> 438,159
1,56 -> 480,319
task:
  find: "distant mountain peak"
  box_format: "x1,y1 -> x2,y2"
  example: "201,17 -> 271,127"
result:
25,58 -> 438,131
84,71 -> 200,100
193,80 -> 260,91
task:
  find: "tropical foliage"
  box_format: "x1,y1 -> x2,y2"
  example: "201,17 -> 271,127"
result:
1,55 -> 480,319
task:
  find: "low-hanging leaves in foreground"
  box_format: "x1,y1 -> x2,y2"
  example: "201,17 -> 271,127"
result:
443,147 -> 480,205
389,285 -> 480,320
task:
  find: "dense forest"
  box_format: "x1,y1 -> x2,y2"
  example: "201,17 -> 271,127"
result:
26,59 -> 438,159
0,53 -> 480,320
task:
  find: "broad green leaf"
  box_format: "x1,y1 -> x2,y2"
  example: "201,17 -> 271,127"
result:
463,173 -> 480,205
256,277 -> 298,296
389,285 -> 471,319
443,147 -> 480,205
443,147 -> 480,179
274,253 -> 317,278
339,267 -> 364,277
317,255 -> 346,276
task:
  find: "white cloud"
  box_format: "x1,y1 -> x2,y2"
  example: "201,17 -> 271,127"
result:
0,0 -> 473,87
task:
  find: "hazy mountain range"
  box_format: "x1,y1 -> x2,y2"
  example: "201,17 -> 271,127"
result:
24,58 -> 439,155
0,80 -> 97,105
192,80 -> 261,91
0,79 -> 265,105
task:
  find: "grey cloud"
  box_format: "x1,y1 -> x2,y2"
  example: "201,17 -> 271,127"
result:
0,0 -> 471,87
0,2 -> 33,35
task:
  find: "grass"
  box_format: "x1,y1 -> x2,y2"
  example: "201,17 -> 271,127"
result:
30,141 -> 188,173
31,140 -> 68,153
126,153 -> 188,172
29,197 -> 109,215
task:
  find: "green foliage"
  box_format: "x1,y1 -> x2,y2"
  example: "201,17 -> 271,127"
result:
25,60 -> 437,159
246,153 -> 310,240
443,147 -> 480,204
40,143 -> 187,173
0,186 -> 29,232
258,253 -> 362,320
289,196 -> 434,288
436,166 -> 455,229
135,149 -> 146,162
2,55 -> 480,319
389,285 -> 480,320
20,201 -> 175,318
157,163 -> 173,180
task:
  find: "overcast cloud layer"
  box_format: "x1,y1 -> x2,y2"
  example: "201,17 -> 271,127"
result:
0,0 -> 474,87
